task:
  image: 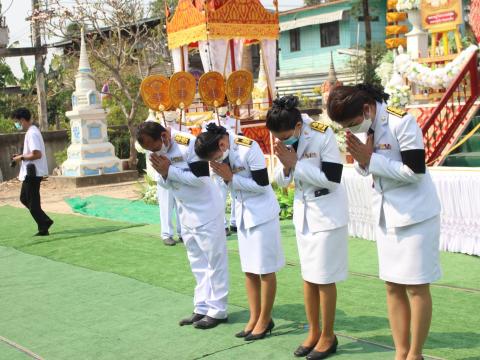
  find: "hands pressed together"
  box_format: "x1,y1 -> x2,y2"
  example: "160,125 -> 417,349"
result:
150,153 -> 171,178
346,131 -> 374,169
210,162 -> 233,182
274,140 -> 297,175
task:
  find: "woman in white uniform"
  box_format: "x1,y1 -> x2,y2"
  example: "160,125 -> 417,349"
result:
195,123 -> 285,341
267,96 -> 349,360
327,84 -> 441,360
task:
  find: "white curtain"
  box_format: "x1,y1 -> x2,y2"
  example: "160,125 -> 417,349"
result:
260,39 -> 277,99
198,39 -> 244,75
342,166 -> 480,256
171,46 -> 189,72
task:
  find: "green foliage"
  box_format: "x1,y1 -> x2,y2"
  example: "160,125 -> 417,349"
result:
0,115 -> 15,134
347,42 -> 387,86
108,128 -> 131,159
295,91 -> 316,108
273,184 -> 294,220
54,148 -> 68,166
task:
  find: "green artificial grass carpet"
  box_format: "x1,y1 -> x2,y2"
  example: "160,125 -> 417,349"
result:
0,205 -> 479,360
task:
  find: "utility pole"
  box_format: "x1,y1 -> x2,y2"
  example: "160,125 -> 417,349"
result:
32,0 -> 48,131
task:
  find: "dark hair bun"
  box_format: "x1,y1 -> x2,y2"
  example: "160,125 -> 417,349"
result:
206,122 -> 227,135
273,95 -> 299,111
354,83 -> 390,102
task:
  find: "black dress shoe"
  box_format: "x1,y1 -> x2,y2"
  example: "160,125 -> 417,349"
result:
179,313 -> 205,326
234,329 -> 252,338
163,237 -> 177,246
177,236 -> 183,243
306,336 -> 338,360
294,345 -> 314,357
193,315 -> 228,329
229,225 -> 237,233
34,230 -> 49,236
244,319 -> 275,341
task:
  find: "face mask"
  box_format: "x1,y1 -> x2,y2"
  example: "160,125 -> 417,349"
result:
215,149 -> 229,163
348,116 -> 372,134
282,127 -> 300,146
14,122 -> 22,131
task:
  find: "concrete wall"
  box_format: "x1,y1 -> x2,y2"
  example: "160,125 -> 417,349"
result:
0,130 -> 69,181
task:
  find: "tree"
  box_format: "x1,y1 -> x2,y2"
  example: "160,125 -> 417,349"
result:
48,0 -> 167,168
303,0 -> 322,6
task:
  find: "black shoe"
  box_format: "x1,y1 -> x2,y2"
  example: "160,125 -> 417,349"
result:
229,225 -> 237,233
225,227 -> 232,237
244,319 -> 275,341
306,336 -> 338,360
177,236 -> 183,243
294,345 -> 314,357
179,313 -> 205,326
36,219 -> 54,236
163,237 -> 176,246
193,315 -> 228,329
34,230 -> 49,236
235,329 -> 252,338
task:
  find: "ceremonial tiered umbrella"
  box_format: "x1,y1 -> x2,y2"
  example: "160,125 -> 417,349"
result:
198,71 -> 226,124
140,75 -> 172,126
169,71 -> 197,131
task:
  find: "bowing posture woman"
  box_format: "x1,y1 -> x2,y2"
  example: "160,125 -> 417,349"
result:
195,123 -> 285,341
267,96 -> 349,360
327,84 -> 441,360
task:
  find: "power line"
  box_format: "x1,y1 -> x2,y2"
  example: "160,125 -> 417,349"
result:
1,0 -> 14,17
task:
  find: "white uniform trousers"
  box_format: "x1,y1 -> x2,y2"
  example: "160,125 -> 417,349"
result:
214,177 -> 237,227
182,215 -> 229,319
157,183 -> 181,239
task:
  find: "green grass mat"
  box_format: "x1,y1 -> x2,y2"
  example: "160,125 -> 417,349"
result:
1,205 -> 479,359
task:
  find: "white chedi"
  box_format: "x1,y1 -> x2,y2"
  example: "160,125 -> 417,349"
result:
61,28 -> 121,177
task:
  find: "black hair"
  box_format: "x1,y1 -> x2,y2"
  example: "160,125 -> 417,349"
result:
327,83 -> 389,124
136,121 -> 166,145
194,123 -> 228,159
266,95 -> 302,132
11,108 -> 32,121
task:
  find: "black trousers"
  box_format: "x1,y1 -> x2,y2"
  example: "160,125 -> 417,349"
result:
20,177 -> 52,231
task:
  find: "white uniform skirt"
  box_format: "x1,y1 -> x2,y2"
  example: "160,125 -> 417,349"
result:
376,214 -> 442,285
296,224 -> 348,284
237,217 -> 285,275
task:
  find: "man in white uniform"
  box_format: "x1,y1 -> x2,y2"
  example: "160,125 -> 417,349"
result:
136,110 -> 181,246
11,108 -> 53,236
202,107 -> 239,235
136,121 -> 229,329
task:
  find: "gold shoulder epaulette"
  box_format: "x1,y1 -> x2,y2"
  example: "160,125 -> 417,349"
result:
174,134 -> 190,146
310,121 -> 328,133
387,106 -> 407,117
234,136 -> 253,147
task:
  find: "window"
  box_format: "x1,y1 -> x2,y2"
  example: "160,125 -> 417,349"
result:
320,21 -> 340,47
290,28 -> 301,52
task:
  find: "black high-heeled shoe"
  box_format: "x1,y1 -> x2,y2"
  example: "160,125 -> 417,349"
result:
244,319 -> 275,341
234,329 -> 252,338
306,336 -> 338,360
294,345 -> 314,357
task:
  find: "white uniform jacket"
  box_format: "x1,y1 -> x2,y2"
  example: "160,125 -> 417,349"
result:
275,115 -> 349,233
228,133 -> 280,229
355,102 -> 441,228
156,129 -> 224,228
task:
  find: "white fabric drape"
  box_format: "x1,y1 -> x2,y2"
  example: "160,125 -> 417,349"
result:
342,166 -> 480,256
260,40 -> 277,99
198,39 -> 244,75
171,46 -> 189,72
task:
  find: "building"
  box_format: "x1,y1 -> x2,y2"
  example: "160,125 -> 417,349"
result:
276,0 -> 387,100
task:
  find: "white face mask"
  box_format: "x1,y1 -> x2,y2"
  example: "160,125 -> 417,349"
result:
215,149 -> 229,163
348,116 -> 372,134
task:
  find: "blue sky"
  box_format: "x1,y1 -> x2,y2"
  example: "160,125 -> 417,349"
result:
2,0 -> 303,77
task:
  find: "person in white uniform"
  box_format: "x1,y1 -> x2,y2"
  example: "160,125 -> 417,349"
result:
136,121 -> 229,329
202,107 -> 239,235
327,84 -> 441,360
267,96 -> 348,360
266,96 -> 348,359
194,123 -> 285,341
136,110 -> 181,246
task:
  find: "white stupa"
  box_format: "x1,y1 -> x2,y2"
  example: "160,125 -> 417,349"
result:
62,28 -> 121,177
